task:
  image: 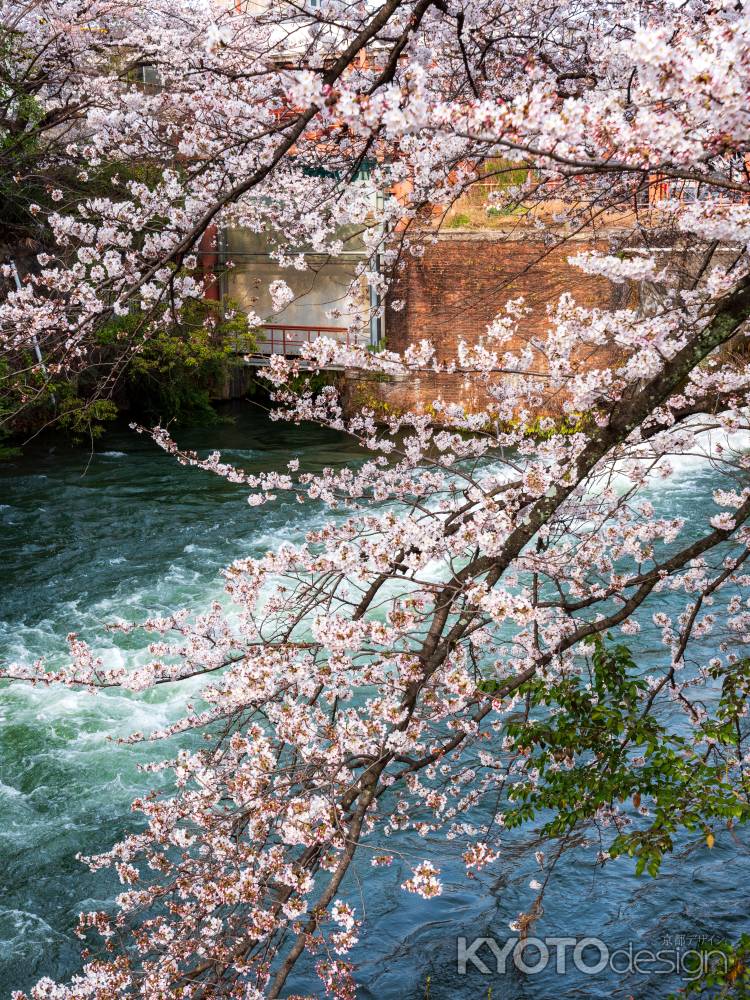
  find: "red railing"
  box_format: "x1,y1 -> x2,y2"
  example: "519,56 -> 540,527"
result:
259,324 -> 358,355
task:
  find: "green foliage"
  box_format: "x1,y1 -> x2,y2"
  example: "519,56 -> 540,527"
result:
0,27 -> 170,239
486,205 -> 522,218
350,386 -> 403,419
0,358 -> 22,457
480,157 -> 530,189
489,637 -> 750,877
705,656 -> 750,751
57,395 -> 119,443
446,212 -> 471,229
428,409 -> 589,437
0,441 -> 21,459
0,349 -> 63,450
106,297 -> 255,425
501,412 -> 588,439
286,370 -> 338,397
671,934 -> 750,998
84,157 -> 167,198
0,45 -> 47,235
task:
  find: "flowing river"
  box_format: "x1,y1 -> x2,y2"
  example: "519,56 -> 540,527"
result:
1,403 -> 749,999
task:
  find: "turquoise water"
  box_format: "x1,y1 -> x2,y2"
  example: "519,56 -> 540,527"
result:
1,404 -> 748,998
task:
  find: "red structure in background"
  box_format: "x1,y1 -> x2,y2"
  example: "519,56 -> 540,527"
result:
199,224 -> 221,302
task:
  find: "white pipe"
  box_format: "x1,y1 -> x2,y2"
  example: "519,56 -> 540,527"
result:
9,259 -> 45,368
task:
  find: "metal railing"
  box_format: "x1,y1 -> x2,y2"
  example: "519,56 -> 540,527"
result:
256,324 -> 362,356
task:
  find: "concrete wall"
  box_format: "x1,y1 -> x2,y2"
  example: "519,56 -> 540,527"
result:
224,228 -> 370,344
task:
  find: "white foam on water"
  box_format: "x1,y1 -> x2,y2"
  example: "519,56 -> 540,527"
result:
220,449 -> 260,459
0,907 -> 62,941
664,426 -> 750,477
183,543 -> 213,555
1,643 -> 206,745
587,422 -> 750,500
0,780 -> 23,800
100,451 -> 127,458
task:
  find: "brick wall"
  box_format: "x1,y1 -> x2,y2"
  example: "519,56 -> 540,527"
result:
349,233 -> 628,418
